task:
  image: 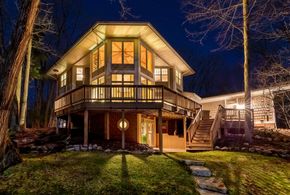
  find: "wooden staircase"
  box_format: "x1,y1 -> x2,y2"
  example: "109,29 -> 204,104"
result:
187,119 -> 214,151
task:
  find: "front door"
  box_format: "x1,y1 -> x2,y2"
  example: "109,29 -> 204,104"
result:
141,117 -> 154,146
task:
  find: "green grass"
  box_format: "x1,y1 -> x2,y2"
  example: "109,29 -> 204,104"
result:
1,151 -> 289,195
170,151 -> 290,195
0,152 -> 196,195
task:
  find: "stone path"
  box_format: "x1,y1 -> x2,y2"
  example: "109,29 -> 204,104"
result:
180,159 -> 228,195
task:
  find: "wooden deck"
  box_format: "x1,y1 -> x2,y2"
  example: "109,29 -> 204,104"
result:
54,85 -> 201,116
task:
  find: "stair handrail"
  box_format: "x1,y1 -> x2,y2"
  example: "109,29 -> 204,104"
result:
187,108 -> 202,143
209,105 -> 224,148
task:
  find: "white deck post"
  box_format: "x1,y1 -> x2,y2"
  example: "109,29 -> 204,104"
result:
158,109 -> 163,153
84,110 -> 89,146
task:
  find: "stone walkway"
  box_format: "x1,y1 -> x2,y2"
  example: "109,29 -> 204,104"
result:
180,159 -> 228,195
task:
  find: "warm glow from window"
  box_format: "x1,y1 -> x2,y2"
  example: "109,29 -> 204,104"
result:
112,41 -> 134,64
140,45 -> 153,73
92,44 -> 105,72
76,67 -> 83,81
176,70 -> 182,85
124,42 -> 134,64
141,76 -> 154,85
155,68 -> 168,82
111,74 -> 135,99
60,73 -> 67,87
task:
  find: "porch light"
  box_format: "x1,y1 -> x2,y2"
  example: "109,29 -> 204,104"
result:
118,118 -> 129,131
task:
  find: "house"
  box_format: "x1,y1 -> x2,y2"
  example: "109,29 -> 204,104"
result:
47,22 -> 287,152
47,22 -> 202,152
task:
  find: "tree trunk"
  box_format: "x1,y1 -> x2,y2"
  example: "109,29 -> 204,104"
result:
0,0 -> 40,172
19,38 -> 32,130
44,80 -> 55,127
16,66 -> 22,118
242,0 -> 252,143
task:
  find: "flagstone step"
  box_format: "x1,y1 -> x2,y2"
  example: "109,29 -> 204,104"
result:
196,188 -> 226,195
180,159 -> 205,166
189,165 -> 212,177
194,176 -> 228,194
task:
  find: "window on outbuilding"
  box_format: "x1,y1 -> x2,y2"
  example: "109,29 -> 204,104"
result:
112,41 -> 134,64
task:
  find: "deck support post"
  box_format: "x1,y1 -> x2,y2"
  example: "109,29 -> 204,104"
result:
158,109 -> 163,153
84,110 -> 89,146
121,110 -> 125,149
105,112 -> 110,140
183,116 -> 187,150
67,114 -> 71,135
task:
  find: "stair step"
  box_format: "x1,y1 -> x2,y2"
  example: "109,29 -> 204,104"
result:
189,166 -> 211,177
194,177 -> 228,194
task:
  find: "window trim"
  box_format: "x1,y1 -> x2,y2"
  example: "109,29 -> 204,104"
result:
111,41 -> 135,65
176,70 -> 182,86
76,67 -> 84,81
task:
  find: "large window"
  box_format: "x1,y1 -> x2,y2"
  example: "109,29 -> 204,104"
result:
154,68 -> 168,82
112,41 -> 134,64
140,45 -> 153,72
60,72 -> 67,87
111,74 -> 134,99
141,76 -> 154,85
91,76 -> 105,100
92,45 -> 105,72
176,70 -> 182,85
76,67 -> 83,81
92,75 -> 105,85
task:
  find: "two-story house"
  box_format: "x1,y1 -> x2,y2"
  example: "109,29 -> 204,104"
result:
47,22 -> 202,152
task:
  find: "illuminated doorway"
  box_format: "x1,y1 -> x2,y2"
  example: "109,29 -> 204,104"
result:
141,117 -> 154,146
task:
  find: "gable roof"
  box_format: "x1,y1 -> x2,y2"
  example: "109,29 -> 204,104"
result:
47,22 -> 195,77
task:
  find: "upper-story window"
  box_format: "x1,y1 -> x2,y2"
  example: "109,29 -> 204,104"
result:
154,68 -> 168,82
60,72 -> 67,87
112,41 -> 134,64
176,70 -> 182,85
112,74 -> 134,85
76,67 -> 83,81
92,45 -> 105,72
92,76 -> 105,85
140,45 -> 153,73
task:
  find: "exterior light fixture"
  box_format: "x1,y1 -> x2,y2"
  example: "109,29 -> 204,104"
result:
118,118 -> 129,131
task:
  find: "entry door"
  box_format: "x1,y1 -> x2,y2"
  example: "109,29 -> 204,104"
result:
141,118 -> 154,146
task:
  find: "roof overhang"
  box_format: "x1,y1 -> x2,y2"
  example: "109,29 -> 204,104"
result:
47,22 -> 195,77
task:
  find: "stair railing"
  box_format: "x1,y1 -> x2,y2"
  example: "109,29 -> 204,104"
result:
187,108 -> 202,143
209,105 -> 225,148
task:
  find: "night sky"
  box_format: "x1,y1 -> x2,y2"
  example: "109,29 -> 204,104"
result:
72,0 -> 245,97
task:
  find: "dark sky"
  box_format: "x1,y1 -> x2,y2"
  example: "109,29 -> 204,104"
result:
75,0 -> 245,97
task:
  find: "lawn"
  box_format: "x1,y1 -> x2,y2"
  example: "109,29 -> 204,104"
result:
170,151 -> 290,195
0,151 -> 289,195
0,152 -> 196,195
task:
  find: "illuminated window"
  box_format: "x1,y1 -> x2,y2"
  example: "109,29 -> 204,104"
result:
112,74 -> 134,85
76,67 -> 83,81
155,68 -> 168,82
111,74 -> 135,99
60,73 -> 67,87
112,41 -> 134,64
140,45 -> 153,73
92,44 -> 105,72
141,76 -> 154,85
92,76 -> 105,85
176,70 -> 182,85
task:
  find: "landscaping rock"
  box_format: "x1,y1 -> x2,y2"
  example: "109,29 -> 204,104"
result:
254,135 -> 262,140
220,147 -> 228,151
189,166 -> 211,177
104,149 -> 111,153
241,147 -> 248,151
249,147 -> 255,152
97,146 -> 103,151
66,147 -> 75,152
243,142 -> 249,146
267,137 -> 273,142
214,146 -> 221,150
196,188 -> 226,195
81,145 -> 88,151
181,159 -> 205,166
194,176 -> 227,194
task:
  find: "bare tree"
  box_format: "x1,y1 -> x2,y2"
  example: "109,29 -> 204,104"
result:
182,0 -> 253,142
0,0 -> 40,172
255,63 -> 290,128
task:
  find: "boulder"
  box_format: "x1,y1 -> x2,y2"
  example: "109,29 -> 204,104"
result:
254,135 -> 262,140
104,149 -> 111,153
194,176 -> 227,194
97,146 -> 103,151
220,147 -> 228,151
214,146 -> 221,150
196,188 -> 226,195
243,142 -> 249,146
189,166 -> 211,177
249,147 -> 255,152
